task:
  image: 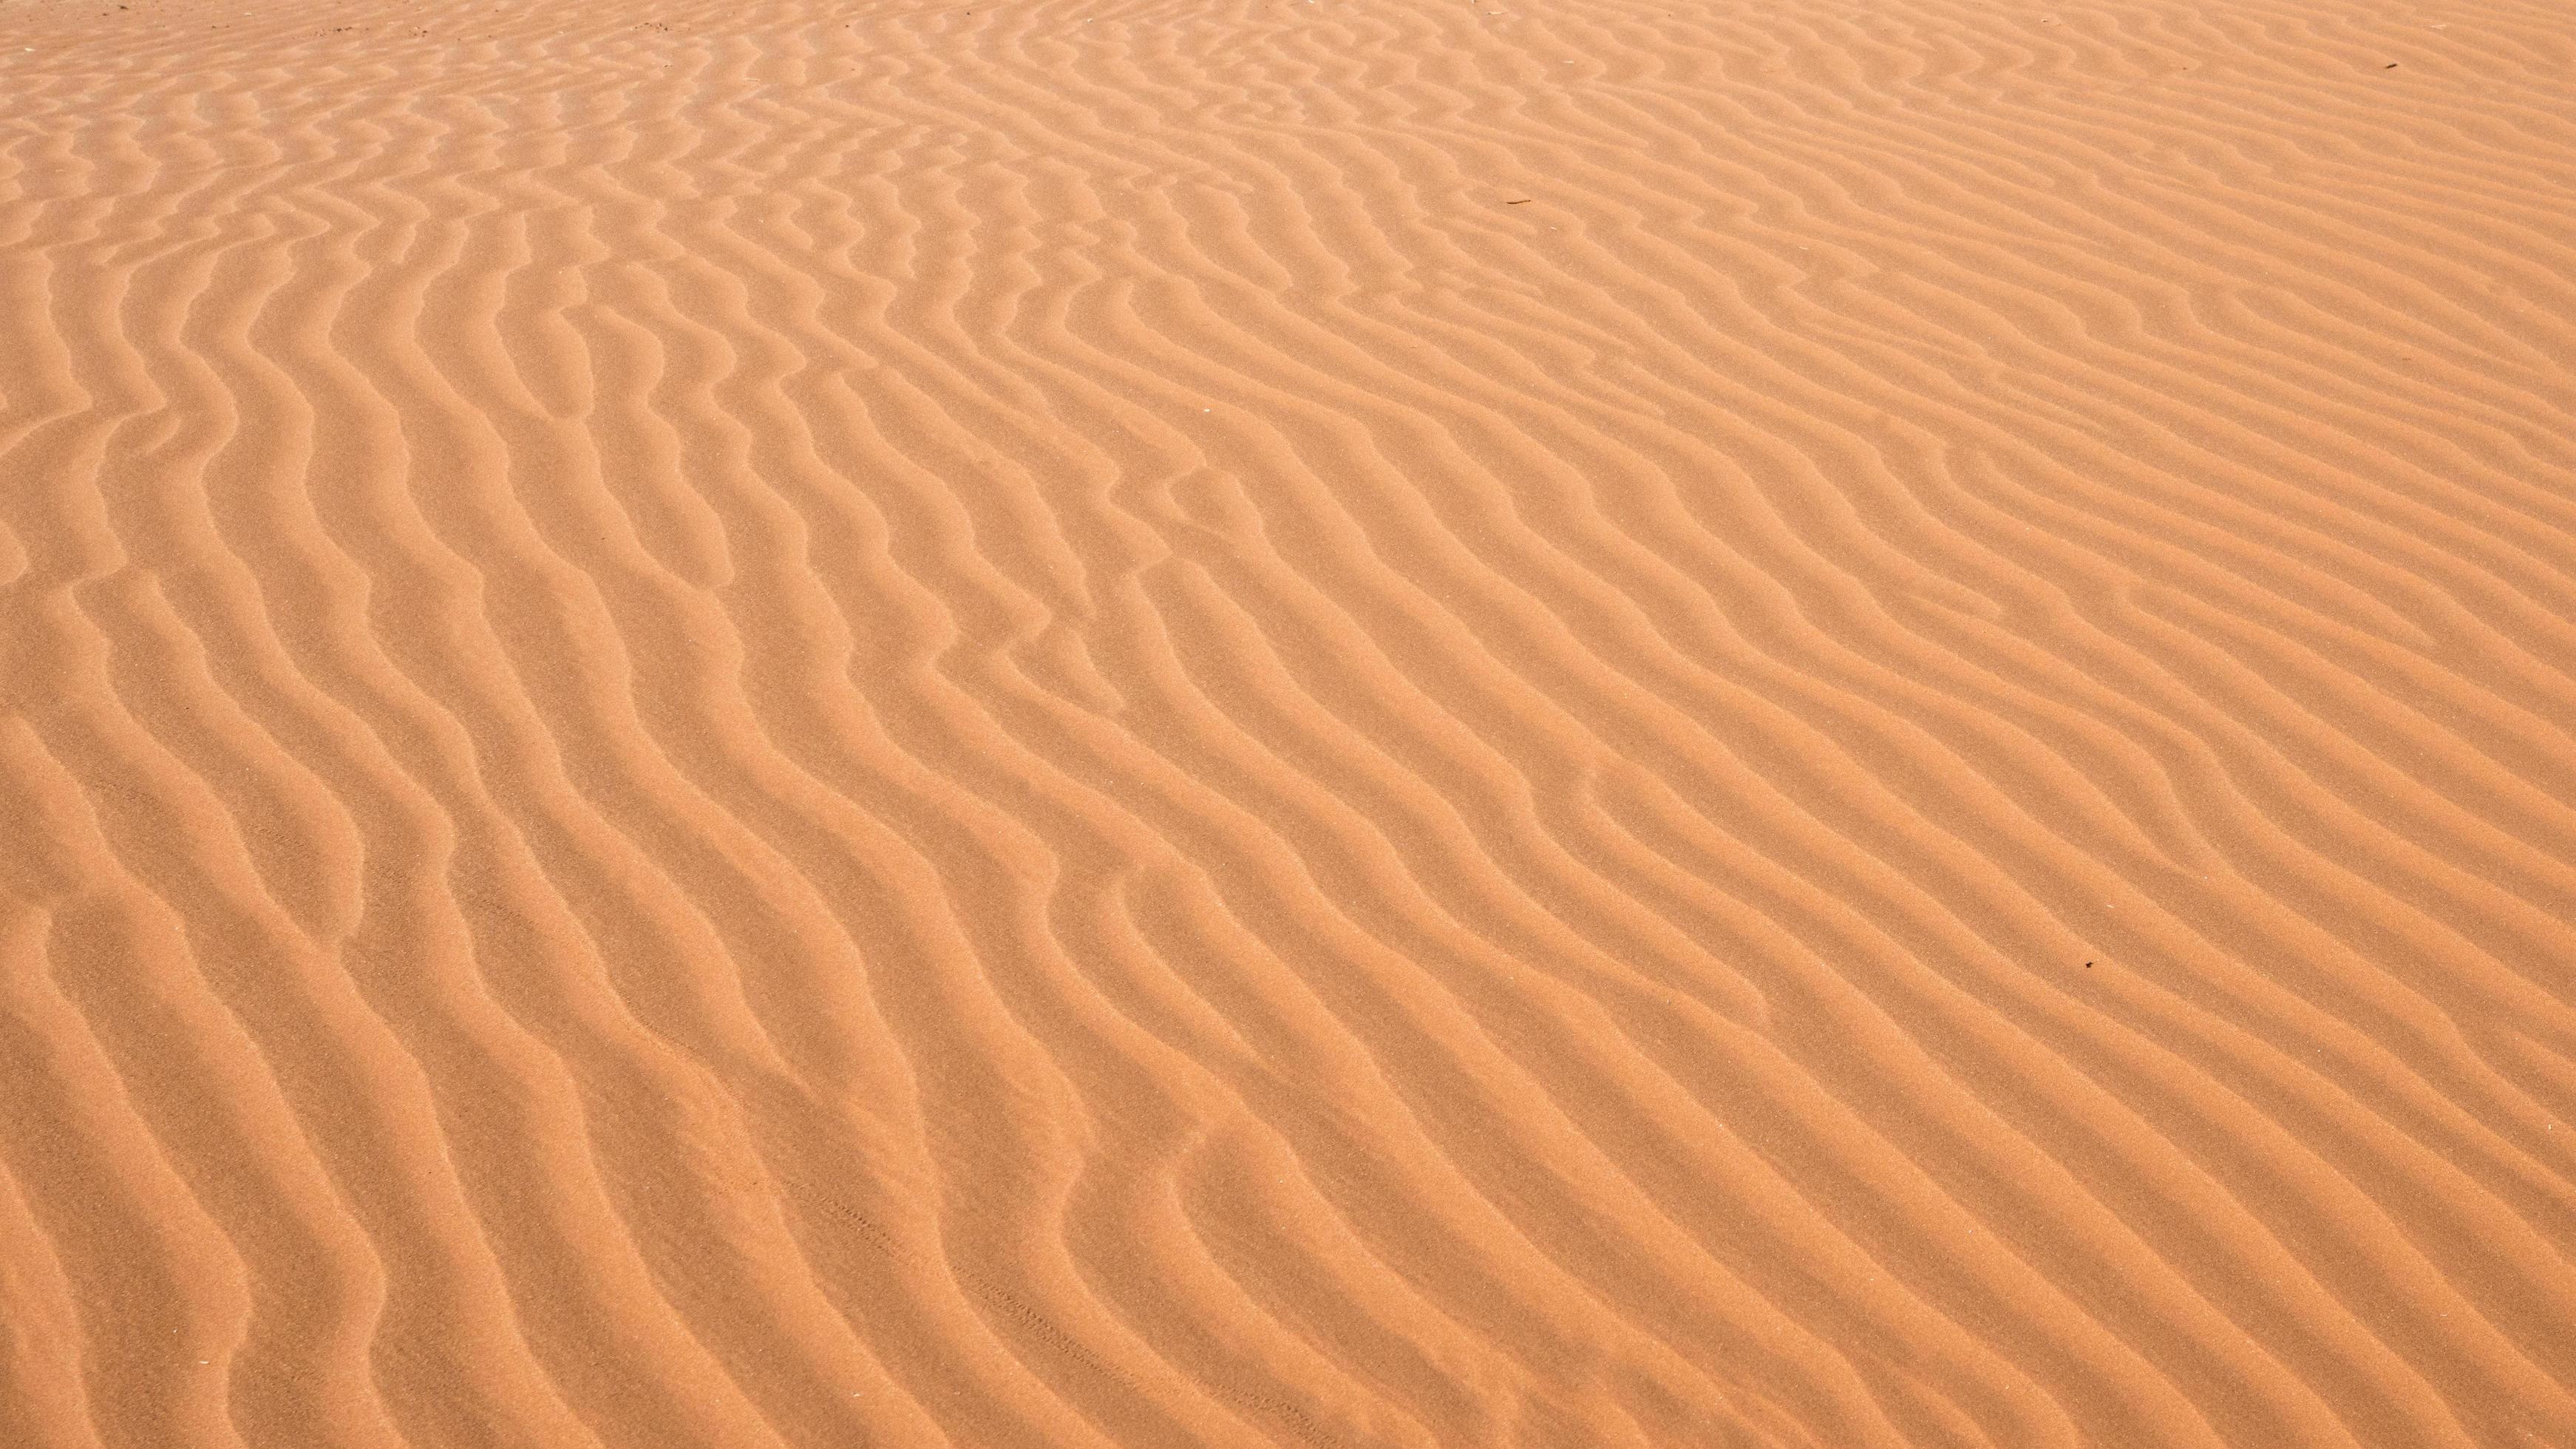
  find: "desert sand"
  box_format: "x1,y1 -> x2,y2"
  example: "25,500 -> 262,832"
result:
2,0 -> 2573,1442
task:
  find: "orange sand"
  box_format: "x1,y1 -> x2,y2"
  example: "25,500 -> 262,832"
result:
4,0 -> 2575,1442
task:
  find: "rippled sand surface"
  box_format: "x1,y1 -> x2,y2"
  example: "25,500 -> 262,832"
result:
4,0 -> 2575,1442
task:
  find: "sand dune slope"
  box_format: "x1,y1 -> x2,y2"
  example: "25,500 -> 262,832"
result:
3,0 -> 2575,1442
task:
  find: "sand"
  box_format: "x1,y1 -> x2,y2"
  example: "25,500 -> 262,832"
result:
1,0 -> 2573,1442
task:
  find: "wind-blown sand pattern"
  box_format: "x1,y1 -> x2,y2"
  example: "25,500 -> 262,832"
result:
3,0 -> 2574,1441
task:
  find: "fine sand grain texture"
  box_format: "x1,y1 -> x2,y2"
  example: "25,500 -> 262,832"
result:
3,0 -> 2575,1442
